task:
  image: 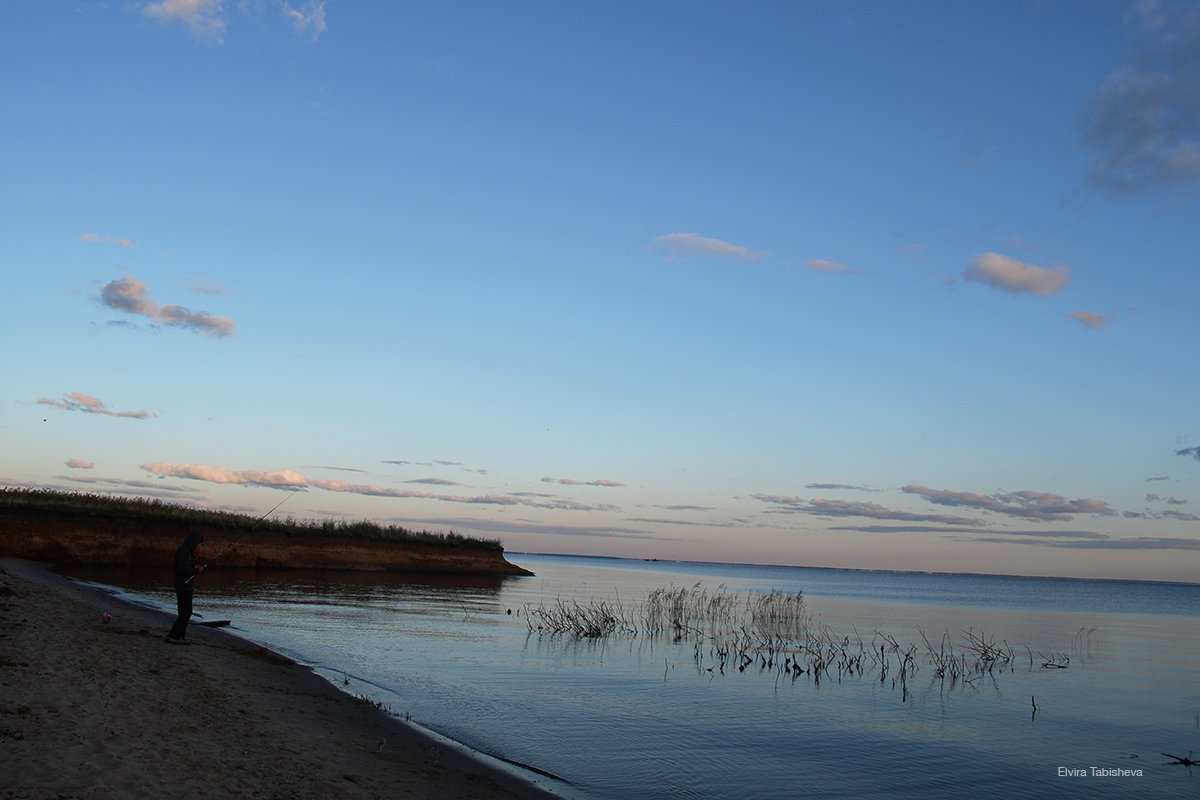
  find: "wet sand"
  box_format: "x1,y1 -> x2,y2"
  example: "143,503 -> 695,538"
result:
0,558 -> 563,799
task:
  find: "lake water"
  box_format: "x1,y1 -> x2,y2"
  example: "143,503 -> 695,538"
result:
69,553 -> 1200,799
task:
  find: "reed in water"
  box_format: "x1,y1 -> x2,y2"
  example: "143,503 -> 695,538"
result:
523,582 -> 1080,699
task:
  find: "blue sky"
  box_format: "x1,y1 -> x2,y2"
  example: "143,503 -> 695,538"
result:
3,1 -> 1199,582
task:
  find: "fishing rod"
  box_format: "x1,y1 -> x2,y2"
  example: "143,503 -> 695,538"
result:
186,492 -> 292,583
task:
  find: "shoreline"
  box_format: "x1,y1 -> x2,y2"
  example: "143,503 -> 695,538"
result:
0,557 -> 565,799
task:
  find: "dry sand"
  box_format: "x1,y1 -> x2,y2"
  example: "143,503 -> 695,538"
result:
0,558 -> 564,800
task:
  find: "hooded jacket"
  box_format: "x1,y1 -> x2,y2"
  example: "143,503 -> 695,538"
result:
174,530 -> 204,590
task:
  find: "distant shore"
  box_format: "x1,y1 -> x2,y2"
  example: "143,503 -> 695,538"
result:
0,558 -> 562,799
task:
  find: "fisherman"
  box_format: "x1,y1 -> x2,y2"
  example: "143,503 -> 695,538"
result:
165,530 -> 204,644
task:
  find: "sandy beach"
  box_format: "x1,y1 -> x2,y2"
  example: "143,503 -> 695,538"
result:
0,558 -> 563,800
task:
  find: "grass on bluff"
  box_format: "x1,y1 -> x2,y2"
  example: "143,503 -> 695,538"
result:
0,487 -> 503,551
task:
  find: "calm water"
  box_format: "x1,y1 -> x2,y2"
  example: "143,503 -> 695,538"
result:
69,554 -> 1200,799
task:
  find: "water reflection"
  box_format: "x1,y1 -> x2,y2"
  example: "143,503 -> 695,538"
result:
67,564 -> 511,595
62,558 -> 1200,800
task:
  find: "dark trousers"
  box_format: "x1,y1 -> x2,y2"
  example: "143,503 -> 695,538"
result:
169,586 -> 193,639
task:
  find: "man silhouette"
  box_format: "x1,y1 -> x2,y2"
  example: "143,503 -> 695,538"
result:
165,530 -> 204,644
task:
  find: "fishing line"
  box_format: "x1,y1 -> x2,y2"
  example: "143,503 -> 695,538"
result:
186,492 -> 293,583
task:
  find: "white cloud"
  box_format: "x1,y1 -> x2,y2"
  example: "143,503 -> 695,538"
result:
141,0 -> 227,43
650,233 -> 766,262
963,253 -> 1071,296
282,1 -> 326,41
65,459 -> 95,469
99,275 -> 236,337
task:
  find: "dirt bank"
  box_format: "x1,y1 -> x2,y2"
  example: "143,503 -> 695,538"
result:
0,505 -> 533,576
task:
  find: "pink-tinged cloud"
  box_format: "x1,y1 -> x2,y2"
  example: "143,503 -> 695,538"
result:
142,0 -> 226,42
806,482 -> 871,491
100,275 -> 236,337
541,477 -> 626,487
80,233 -> 135,248
1069,311 -> 1108,330
902,485 -> 1114,521
1020,536 -> 1200,551
963,253 -> 1071,296
650,233 -> 766,262
750,494 -> 806,508
805,259 -> 854,274
142,462 -> 308,488
310,480 -> 438,498
38,393 -> 151,420
141,0 -> 327,45
65,459 -> 95,469
316,481 -> 621,511
140,462 -> 623,511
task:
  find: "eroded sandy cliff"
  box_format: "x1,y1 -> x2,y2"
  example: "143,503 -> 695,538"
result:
0,506 -> 533,576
